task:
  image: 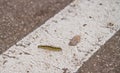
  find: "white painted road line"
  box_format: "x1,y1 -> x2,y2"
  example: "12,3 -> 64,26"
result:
0,0 -> 120,73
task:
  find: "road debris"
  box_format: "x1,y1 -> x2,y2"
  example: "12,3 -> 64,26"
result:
62,68 -> 68,73
69,35 -> 80,46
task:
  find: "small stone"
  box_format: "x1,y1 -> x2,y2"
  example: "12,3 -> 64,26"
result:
89,16 -> 92,18
108,22 -> 114,26
69,35 -> 80,46
83,24 -> 87,27
62,68 -> 68,73
99,3 -> 103,5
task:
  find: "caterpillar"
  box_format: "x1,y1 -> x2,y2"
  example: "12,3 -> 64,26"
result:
38,45 -> 62,51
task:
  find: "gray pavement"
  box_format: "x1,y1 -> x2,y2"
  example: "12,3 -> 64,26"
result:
76,29 -> 120,73
0,0 -> 73,54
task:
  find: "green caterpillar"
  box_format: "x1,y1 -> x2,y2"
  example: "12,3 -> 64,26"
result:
38,45 -> 62,51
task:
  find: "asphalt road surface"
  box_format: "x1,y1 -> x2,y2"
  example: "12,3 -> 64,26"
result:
76,29 -> 120,73
0,0 -> 73,54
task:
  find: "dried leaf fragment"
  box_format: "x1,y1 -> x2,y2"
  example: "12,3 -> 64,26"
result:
69,35 -> 80,46
38,45 -> 62,51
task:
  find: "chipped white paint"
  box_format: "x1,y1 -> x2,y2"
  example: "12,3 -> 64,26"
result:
0,0 -> 120,73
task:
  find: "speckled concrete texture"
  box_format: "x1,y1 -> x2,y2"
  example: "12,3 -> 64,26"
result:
76,29 -> 120,73
0,0 -> 73,54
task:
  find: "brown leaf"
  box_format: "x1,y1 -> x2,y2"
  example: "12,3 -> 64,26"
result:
69,35 -> 80,46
